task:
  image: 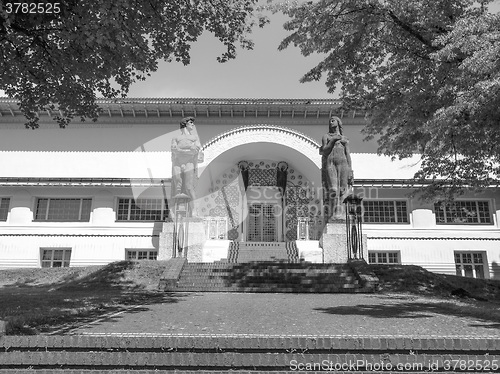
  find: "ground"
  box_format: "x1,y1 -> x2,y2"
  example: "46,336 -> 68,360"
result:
0,261 -> 499,335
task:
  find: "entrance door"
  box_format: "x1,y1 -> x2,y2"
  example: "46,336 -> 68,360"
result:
248,203 -> 277,242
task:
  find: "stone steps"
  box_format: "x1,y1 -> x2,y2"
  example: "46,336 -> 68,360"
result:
170,262 -> 365,293
0,334 -> 498,372
228,241 -> 299,263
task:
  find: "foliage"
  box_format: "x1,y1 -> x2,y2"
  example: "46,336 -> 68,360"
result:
0,0 -> 267,128
277,0 -> 500,199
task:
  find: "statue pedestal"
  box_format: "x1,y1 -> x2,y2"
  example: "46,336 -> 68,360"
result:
158,221 -> 175,260
158,219 -> 206,262
319,218 -> 369,263
184,218 -> 206,262
320,218 -> 349,263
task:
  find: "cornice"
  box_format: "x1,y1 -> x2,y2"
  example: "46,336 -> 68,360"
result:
0,177 -> 170,187
0,97 -> 369,122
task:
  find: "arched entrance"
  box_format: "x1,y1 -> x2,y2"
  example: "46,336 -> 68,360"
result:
195,125 -> 323,244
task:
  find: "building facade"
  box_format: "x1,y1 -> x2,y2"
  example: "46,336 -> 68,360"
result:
0,98 -> 499,279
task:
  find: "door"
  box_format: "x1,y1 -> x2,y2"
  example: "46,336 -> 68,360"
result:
248,203 -> 277,242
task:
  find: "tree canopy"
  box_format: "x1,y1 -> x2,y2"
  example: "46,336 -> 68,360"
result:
278,0 -> 500,199
0,0 -> 266,128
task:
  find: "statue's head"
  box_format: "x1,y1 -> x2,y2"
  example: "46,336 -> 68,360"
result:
329,116 -> 343,134
180,116 -> 195,129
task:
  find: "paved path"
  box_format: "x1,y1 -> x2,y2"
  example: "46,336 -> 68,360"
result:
64,292 -> 500,337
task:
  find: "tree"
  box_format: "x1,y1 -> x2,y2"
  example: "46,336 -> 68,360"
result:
277,0 -> 500,199
0,0 -> 267,128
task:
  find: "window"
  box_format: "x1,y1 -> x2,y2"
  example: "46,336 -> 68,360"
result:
368,251 -> 400,264
0,198 -> 10,221
41,248 -> 72,267
203,217 -> 228,239
363,200 -> 408,223
117,198 -> 169,221
435,201 -> 491,224
126,249 -> 158,260
35,198 -> 92,221
455,252 -> 486,279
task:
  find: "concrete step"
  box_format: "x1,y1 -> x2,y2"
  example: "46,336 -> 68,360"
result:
228,241 -> 300,263
0,334 -> 498,372
158,259 -> 378,293
173,262 -> 362,293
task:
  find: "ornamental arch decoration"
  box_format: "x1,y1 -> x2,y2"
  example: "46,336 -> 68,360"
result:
198,124 -> 321,182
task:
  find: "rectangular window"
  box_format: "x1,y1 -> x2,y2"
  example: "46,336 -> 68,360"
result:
363,200 -> 408,223
35,198 -> 91,221
203,217 -> 228,240
117,198 -> 169,221
368,251 -> 400,264
41,248 -> 72,268
126,249 -> 158,260
0,198 -> 10,221
455,251 -> 486,279
435,201 -> 491,224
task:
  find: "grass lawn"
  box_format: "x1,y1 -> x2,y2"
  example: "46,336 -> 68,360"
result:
0,261 -> 169,335
0,261 -> 499,335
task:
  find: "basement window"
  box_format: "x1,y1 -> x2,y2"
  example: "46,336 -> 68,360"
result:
368,251 -> 400,264
41,248 -> 72,268
455,251 -> 486,279
126,249 -> 158,260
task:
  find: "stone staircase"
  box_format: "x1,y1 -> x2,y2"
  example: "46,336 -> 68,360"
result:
162,261 -> 373,293
227,241 -> 299,263
0,334 -> 498,372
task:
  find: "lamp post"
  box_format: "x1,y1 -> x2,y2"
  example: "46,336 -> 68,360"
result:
345,195 -> 364,260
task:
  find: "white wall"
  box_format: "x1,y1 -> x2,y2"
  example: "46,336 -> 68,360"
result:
0,187 -> 163,268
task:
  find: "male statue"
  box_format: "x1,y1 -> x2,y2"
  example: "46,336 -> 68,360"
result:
319,116 -> 354,218
171,117 -> 202,217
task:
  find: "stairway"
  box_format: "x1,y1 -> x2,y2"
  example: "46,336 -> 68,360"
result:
166,262 -> 369,293
228,241 -> 299,263
0,334 -> 498,372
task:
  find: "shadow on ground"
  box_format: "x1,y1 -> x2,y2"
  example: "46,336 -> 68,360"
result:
315,298 -> 500,329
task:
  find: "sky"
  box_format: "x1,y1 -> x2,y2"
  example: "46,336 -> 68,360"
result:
124,0 -> 500,99
126,11 -> 335,99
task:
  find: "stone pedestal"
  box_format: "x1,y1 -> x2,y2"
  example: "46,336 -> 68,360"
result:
184,218 -> 206,262
355,234 -> 369,262
320,219 -> 369,263
320,219 -> 349,263
158,221 -> 175,260
158,219 -> 206,262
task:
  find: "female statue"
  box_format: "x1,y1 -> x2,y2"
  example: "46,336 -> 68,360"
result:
319,116 -> 353,218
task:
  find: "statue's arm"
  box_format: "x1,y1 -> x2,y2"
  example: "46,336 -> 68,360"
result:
194,136 -> 202,151
171,137 -> 178,151
345,142 -> 352,169
171,137 -> 178,161
320,134 -> 337,155
195,136 -> 203,162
